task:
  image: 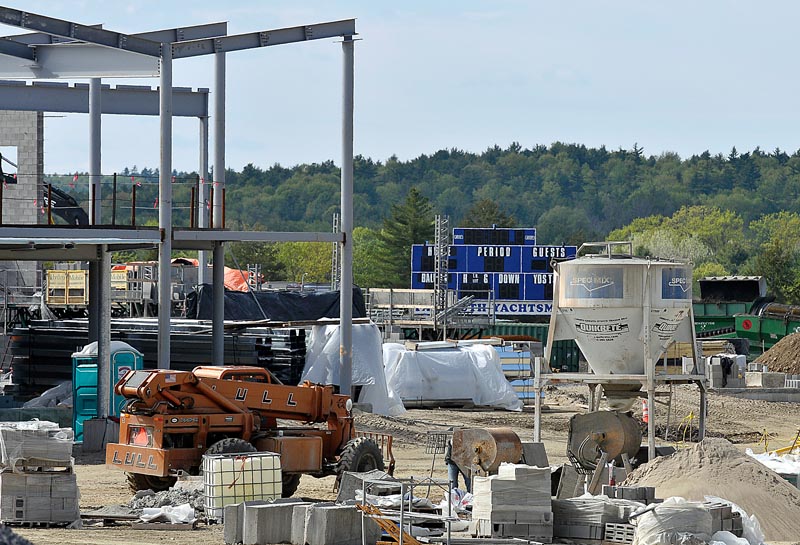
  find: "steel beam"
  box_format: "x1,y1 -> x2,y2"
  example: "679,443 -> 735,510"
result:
0,36 -> 34,59
0,81 -> 207,116
2,21 -> 227,46
172,19 -> 356,59
173,230 -> 343,251
0,7 -> 161,57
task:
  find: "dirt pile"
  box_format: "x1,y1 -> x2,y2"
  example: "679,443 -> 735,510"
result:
625,438 -> 800,541
755,333 -> 800,374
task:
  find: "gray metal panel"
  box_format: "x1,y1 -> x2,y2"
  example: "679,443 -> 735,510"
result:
28,44 -> 159,78
0,80 -> 208,116
172,19 -> 356,59
0,7 -> 162,57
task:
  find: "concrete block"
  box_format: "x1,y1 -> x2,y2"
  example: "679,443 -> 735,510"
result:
520,442 -> 549,467
291,504 -> 312,545
304,504 -> 381,545
336,469 -> 399,503
243,500 -> 308,545
224,500 -> 273,545
746,371 -> 787,388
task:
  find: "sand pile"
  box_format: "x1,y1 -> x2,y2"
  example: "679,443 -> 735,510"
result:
755,333 -> 800,374
624,438 -> 800,541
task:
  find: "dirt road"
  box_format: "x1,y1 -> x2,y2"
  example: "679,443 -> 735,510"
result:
13,384 -> 800,545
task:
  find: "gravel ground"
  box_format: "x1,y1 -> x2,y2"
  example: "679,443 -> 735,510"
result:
12,383 -> 800,545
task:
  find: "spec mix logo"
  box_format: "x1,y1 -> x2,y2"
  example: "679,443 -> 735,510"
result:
662,267 -> 691,299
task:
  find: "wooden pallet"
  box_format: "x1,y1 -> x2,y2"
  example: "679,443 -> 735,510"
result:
132,520 -> 198,531
2,520 -> 73,528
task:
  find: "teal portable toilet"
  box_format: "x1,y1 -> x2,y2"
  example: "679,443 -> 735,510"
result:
72,340 -> 144,442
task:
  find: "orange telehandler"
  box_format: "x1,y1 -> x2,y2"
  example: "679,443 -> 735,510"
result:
105,366 -> 393,497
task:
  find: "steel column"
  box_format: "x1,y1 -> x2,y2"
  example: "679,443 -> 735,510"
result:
198,113 -> 209,285
89,78 -> 101,223
97,245 -> 112,418
157,45 -> 173,369
212,51 -> 226,365
87,78 -> 101,345
339,36 -> 354,396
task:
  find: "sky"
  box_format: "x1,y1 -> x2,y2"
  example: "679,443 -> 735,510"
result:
6,1 -> 800,174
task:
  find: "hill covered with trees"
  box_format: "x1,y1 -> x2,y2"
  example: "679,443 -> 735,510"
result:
46,143 -> 800,300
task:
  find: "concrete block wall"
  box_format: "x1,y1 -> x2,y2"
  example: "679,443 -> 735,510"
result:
0,110 -> 44,288
0,110 -> 43,226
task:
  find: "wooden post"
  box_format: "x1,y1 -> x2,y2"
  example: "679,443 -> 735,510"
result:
112,173 -> 118,226
131,184 -> 137,226
208,187 -> 214,228
190,185 -> 196,228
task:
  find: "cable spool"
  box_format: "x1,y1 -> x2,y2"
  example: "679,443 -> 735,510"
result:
642,399 -> 649,423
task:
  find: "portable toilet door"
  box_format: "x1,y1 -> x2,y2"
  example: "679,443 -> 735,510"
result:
71,341 -> 144,442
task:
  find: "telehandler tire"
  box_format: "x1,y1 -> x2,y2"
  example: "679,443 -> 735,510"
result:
337,437 -> 385,475
282,473 -> 302,498
126,472 -> 177,493
205,437 -> 257,456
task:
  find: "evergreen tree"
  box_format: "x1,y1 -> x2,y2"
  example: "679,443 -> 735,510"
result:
376,187 -> 434,287
460,198 -> 516,228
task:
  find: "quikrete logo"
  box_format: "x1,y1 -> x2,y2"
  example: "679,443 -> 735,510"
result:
576,323 -> 629,334
653,322 -> 679,332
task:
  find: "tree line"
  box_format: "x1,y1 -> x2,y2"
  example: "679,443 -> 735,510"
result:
47,142 -> 800,301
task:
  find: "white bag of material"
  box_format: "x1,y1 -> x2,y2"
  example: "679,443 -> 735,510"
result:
632,497 -> 713,545
703,496 -> 765,545
140,503 -> 195,524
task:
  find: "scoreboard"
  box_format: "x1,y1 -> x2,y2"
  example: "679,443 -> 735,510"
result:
410,227 -> 576,316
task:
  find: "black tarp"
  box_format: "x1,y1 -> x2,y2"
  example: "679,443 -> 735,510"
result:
185,285 -> 367,321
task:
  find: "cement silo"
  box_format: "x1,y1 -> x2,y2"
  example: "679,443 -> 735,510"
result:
539,242 -> 706,463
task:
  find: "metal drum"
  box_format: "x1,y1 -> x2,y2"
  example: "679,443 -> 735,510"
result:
451,427 -> 522,475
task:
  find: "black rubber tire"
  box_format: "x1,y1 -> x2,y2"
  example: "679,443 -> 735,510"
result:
126,472 -> 177,493
337,437 -> 385,475
205,437 -> 257,456
282,473 -> 302,498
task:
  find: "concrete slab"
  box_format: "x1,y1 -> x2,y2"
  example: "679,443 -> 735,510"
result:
520,442 -> 549,467
335,469 -> 399,503
745,371 -> 787,389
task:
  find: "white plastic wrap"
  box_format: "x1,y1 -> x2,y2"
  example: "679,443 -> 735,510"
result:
710,531 -> 749,545
746,448 -> 800,476
382,343 -> 523,411
632,497 -> 713,545
0,420 -> 73,470
140,503 -> 196,524
703,496 -> 765,545
302,323 -> 405,416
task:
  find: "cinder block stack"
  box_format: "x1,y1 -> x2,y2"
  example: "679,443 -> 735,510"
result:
470,463 -> 552,542
0,421 -> 78,524
552,496 -> 639,541
702,501 -> 743,537
601,485 -> 656,504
